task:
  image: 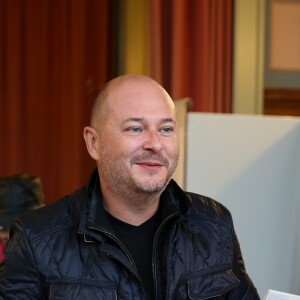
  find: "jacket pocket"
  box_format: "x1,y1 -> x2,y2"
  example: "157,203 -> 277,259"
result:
49,279 -> 118,300
187,268 -> 239,300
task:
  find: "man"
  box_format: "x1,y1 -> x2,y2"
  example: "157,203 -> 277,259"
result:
0,75 -> 259,299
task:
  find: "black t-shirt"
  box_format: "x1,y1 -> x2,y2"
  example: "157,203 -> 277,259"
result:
107,209 -> 161,299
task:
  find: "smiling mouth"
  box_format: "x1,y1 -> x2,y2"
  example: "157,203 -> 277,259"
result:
136,161 -> 164,167
131,154 -> 169,168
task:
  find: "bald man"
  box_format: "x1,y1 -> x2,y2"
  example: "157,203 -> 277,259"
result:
0,75 -> 259,299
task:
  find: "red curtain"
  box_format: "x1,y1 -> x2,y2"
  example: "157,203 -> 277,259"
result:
0,0 -> 233,204
148,0 -> 233,112
0,0 -> 113,203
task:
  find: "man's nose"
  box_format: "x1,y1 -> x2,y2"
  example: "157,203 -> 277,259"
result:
142,130 -> 164,152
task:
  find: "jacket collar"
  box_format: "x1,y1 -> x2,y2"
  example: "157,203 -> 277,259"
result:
78,168 -> 192,240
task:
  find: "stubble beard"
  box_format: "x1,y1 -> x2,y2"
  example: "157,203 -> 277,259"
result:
99,150 -> 178,203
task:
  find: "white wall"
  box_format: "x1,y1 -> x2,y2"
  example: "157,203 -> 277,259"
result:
186,113 -> 300,297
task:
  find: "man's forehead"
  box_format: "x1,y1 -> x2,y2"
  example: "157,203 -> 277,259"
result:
102,81 -> 176,124
107,94 -> 175,113
108,79 -> 172,102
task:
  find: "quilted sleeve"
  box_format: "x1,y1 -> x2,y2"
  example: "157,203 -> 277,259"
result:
0,221 -> 45,299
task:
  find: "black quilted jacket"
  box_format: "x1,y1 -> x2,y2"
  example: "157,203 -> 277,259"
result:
0,170 -> 259,299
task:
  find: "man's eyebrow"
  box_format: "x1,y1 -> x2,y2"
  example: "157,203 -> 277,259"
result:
122,118 -> 175,123
161,118 -> 175,124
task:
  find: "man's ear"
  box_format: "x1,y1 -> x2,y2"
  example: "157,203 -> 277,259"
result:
83,126 -> 100,161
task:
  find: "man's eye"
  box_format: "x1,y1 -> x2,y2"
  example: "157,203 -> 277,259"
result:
128,127 -> 142,133
160,127 -> 174,135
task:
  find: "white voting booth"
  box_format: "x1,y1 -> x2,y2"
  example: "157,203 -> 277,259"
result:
174,107 -> 300,298
264,289 -> 300,300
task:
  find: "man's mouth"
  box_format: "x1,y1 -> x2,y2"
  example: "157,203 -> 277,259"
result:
136,161 -> 163,166
135,161 -> 164,171
131,154 -> 169,167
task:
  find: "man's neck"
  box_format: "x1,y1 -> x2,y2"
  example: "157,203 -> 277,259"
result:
100,181 -> 161,226
104,201 -> 159,226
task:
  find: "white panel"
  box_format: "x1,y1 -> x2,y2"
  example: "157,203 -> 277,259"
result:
186,113 -> 300,297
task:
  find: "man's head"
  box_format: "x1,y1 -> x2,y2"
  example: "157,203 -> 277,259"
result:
83,75 -> 179,202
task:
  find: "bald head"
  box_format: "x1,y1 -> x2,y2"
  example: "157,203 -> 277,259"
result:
83,74 -> 179,211
90,75 -> 174,129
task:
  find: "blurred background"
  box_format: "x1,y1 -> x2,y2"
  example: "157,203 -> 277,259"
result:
1,0 -> 300,204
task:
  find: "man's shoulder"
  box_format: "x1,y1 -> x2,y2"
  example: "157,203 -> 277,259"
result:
12,186 -> 87,240
183,191 -> 233,227
167,180 -> 233,226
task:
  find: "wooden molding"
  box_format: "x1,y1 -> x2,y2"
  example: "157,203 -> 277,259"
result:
264,88 -> 300,116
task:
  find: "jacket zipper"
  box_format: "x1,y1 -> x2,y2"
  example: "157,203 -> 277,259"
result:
89,226 -> 136,267
152,212 -> 178,300
87,226 -> 149,299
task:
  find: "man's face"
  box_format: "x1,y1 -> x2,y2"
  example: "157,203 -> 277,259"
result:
96,80 -> 179,197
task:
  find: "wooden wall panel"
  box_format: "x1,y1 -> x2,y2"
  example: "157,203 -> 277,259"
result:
264,88 -> 300,116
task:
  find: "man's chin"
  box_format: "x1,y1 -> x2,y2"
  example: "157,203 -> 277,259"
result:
134,177 -> 169,193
